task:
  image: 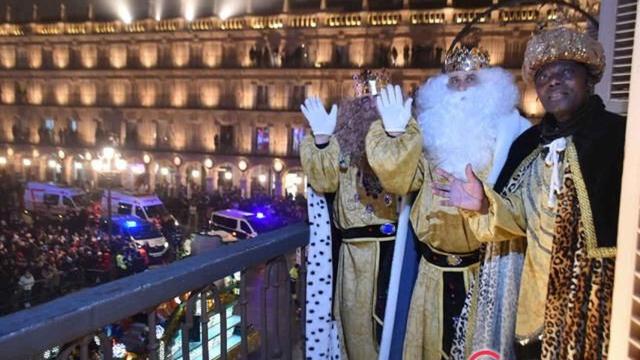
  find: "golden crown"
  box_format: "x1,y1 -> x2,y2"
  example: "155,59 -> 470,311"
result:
444,27 -> 490,73
352,69 -> 390,97
443,46 -> 491,73
522,13 -> 604,84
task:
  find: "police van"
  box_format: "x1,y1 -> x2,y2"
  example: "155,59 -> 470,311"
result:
209,209 -> 286,239
100,216 -> 169,257
24,182 -> 90,218
102,190 -> 178,226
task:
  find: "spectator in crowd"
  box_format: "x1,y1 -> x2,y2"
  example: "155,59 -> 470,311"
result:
18,269 -> 35,308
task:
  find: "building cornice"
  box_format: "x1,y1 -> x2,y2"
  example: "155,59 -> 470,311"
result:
0,6 -> 550,39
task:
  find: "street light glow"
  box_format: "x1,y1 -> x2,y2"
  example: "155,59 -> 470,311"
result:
219,7 -> 232,20
203,158 -> 213,169
154,0 -> 162,21
191,169 -> 201,178
273,159 -> 284,173
184,0 -> 196,21
23,159 -> 32,167
224,171 -> 232,180
115,158 -> 127,171
91,159 -> 102,172
0,156 -> 6,166
103,147 -> 115,160
116,1 -> 133,24
238,159 -> 248,171
258,174 -> 267,183
57,150 -> 65,159
218,1 -> 243,21
131,164 -> 145,175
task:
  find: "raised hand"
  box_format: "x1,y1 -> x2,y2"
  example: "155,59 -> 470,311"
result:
300,96 -> 338,136
432,164 -> 488,213
375,84 -> 413,133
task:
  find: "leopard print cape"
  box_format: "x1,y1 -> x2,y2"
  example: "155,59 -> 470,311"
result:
540,165 -> 615,360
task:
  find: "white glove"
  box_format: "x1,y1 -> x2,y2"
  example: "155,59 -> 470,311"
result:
300,97 -> 338,136
376,84 -> 413,133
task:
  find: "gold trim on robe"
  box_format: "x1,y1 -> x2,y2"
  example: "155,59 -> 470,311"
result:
366,119 -> 485,359
462,137 -> 616,343
300,134 -> 399,360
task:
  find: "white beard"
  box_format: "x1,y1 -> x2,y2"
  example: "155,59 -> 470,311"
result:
416,67 -> 521,180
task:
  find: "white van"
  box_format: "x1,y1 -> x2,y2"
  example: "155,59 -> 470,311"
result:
24,182 -> 90,217
209,209 -> 285,239
102,190 -> 177,225
100,216 -> 169,257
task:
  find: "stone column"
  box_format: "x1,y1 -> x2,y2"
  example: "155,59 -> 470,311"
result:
240,172 -> 248,198
148,162 -> 156,192
274,172 -> 283,198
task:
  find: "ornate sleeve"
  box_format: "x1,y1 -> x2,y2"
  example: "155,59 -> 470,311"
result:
365,119 -> 424,195
300,135 -> 340,193
462,183 -> 527,242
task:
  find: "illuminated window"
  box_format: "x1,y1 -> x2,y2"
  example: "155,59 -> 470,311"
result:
290,127 -> 305,154
44,118 -> 55,130
255,127 -> 270,154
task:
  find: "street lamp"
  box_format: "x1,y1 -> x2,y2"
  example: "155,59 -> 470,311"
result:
272,159 -> 284,197
92,146 -> 127,243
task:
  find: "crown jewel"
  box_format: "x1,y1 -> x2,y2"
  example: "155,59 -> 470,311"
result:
444,27 -> 490,73
352,69 -> 390,97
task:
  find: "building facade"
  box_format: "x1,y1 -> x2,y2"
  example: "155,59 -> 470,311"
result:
0,0 -> 598,197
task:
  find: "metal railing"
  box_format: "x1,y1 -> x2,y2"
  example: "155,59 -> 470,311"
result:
0,223 -> 309,360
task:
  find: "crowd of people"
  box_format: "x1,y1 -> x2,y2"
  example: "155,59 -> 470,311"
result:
0,212 -> 150,314
0,171 -> 308,315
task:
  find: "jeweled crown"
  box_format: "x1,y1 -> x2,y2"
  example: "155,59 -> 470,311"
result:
444,27 -> 490,73
352,69 -> 390,97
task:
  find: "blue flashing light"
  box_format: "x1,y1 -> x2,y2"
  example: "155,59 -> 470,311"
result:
125,220 -> 138,228
256,212 -> 266,219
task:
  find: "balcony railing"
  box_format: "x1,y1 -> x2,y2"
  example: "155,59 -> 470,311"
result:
0,223 -> 309,359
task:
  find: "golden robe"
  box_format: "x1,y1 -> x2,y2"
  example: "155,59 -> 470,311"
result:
463,139 -> 615,348
465,147 -> 555,340
366,120 -> 484,360
300,135 -> 398,360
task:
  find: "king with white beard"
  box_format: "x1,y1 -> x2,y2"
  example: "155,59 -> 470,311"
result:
365,44 -> 530,359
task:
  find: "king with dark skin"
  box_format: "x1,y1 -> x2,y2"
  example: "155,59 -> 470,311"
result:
534,59 -> 590,122
432,59 -> 592,212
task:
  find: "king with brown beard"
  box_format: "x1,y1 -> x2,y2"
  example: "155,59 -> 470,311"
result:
300,72 -> 402,360
365,43 -> 530,359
